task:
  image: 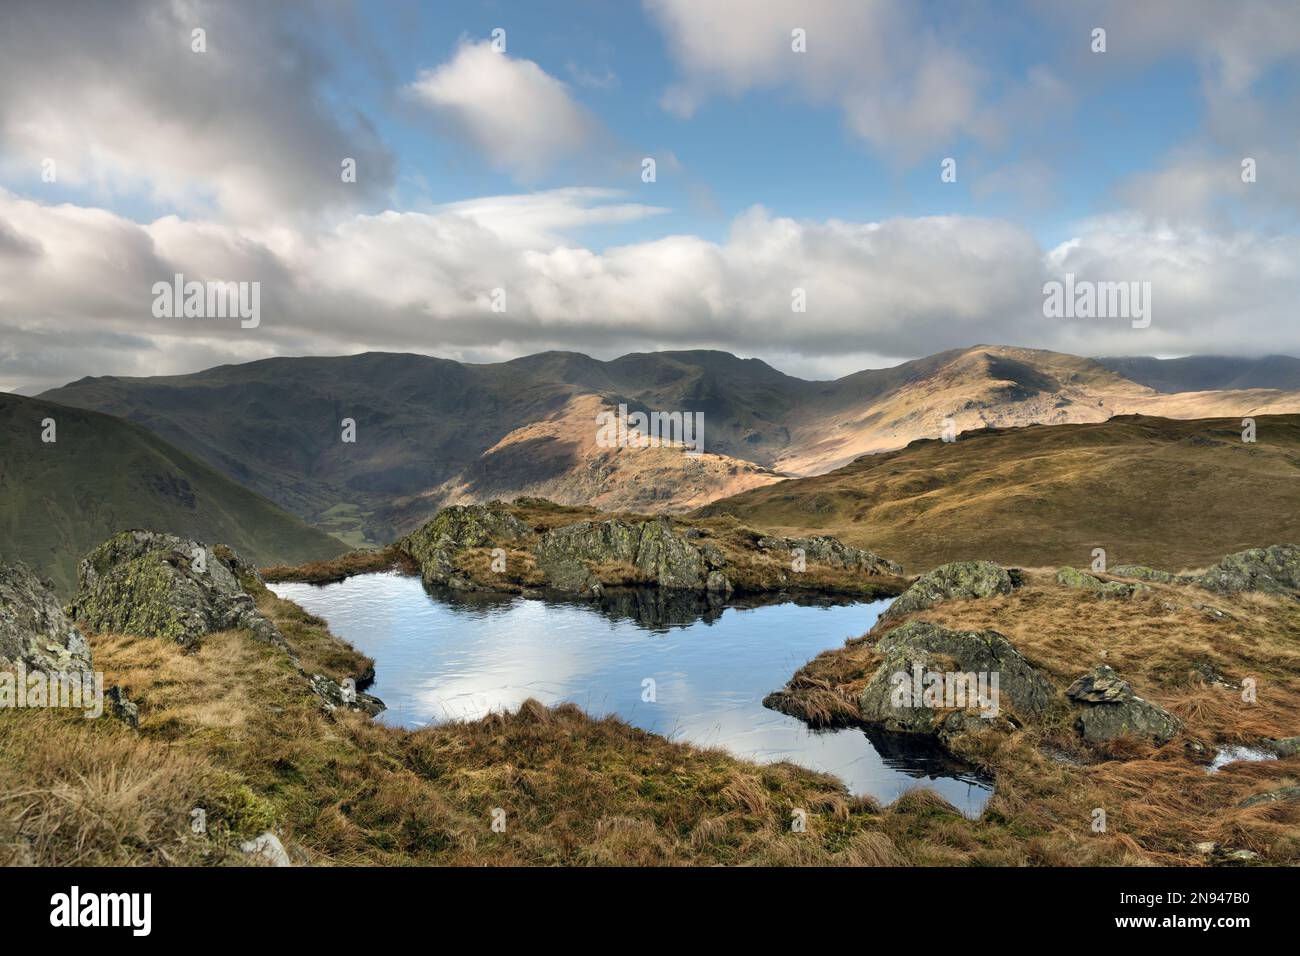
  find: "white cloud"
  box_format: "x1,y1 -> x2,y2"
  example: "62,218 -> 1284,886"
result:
407,42 -> 601,181
0,1 -> 394,225
5,184 -> 1299,392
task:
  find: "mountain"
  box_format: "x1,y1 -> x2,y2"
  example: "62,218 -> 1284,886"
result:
0,393 -> 346,594
41,346 -> 1300,544
695,414 -> 1300,572
1096,354 -> 1300,393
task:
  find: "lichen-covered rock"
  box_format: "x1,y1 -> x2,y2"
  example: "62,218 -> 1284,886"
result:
1109,564 -> 1193,585
69,531 -> 282,648
1264,736 -> 1300,758
856,621 -> 1054,740
309,673 -> 385,716
756,535 -> 902,576
1066,665 -> 1182,745
0,561 -> 92,673
398,503 -> 531,587
884,561 -> 1014,618
1055,566 -> 1145,598
1237,785 -> 1300,809
534,517 -> 722,592
104,685 -> 139,728
1197,544 -> 1300,596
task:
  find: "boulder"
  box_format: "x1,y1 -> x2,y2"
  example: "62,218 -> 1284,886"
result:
756,535 -> 902,576
534,517 -> 725,592
884,561 -> 1014,618
308,673 -> 385,717
104,685 -> 139,728
239,832 -> 292,867
1265,736 -> 1300,758
1109,564 -> 1193,585
856,621 -> 1054,740
1066,665 -> 1182,745
0,561 -> 92,673
1198,544 -> 1300,596
68,531 -> 283,648
1055,566 -> 1145,598
398,503 -> 531,588
1237,785 -> 1300,809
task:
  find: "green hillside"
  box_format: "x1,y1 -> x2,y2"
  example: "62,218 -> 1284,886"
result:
0,393 -> 347,594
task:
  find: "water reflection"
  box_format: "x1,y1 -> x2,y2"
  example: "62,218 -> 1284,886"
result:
271,572 -> 992,815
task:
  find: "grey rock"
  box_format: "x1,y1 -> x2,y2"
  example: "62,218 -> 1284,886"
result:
856,621 -> 1054,740
1197,544 -> 1300,596
0,561 -> 92,673
68,531 -> 283,649
1109,564 -> 1194,585
399,503 -> 530,587
534,516 -> 719,592
1055,566 -> 1145,598
239,832 -> 292,867
309,673 -> 385,717
1237,785 -> 1300,809
104,685 -> 139,728
1066,665 -> 1182,745
756,534 -> 902,576
1265,736 -> 1300,758
884,561 -> 1014,618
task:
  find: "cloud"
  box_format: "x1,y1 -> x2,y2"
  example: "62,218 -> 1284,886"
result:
407,41 -> 602,181
5,184 -> 1299,390
644,0 -> 1001,160
0,0 -> 395,224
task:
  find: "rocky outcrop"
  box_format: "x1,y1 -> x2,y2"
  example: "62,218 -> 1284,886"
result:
1066,665 -> 1182,745
1198,544 -> 1300,597
0,561 -> 92,673
1109,564 -> 1193,585
69,531 -> 284,649
884,561 -> 1015,618
1055,567 -> 1146,598
756,535 -> 902,576
535,517 -> 729,593
399,503 -> 530,588
104,685 -> 139,727
856,621 -> 1054,741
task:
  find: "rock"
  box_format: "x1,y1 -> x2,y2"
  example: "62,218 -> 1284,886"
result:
399,504 -> 530,587
856,621 -> 1054,740
104,685 -> 139,727
1237,785 -> 1300,809
308,673 -> 385,716
1197,544 -> 1300,596
1109,564 -> 1193,584
534,517 -> 720,592
884,561 -> 1014,618
69,531 -> 283,649
239,832 -> 292,867
0,561 -> 92,673
1066,665 -> 1182,745
1054,567 -> 1145,598
1264,736 -> 1300,758
756,535 -> 902,576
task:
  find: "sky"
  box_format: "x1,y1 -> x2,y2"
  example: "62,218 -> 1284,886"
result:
0,0 -> 1298,391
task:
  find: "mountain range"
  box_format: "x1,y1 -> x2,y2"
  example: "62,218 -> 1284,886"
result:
38,345 -> 1300,548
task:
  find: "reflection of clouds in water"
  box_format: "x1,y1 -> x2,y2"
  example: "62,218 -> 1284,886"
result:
271,574 -> 992,816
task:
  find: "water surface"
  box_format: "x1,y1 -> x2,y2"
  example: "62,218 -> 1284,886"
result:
271,572 -> 992,814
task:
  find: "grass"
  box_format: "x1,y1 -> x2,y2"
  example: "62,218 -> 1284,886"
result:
696,414 -> 1300,572
6,551 -> 1297,865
